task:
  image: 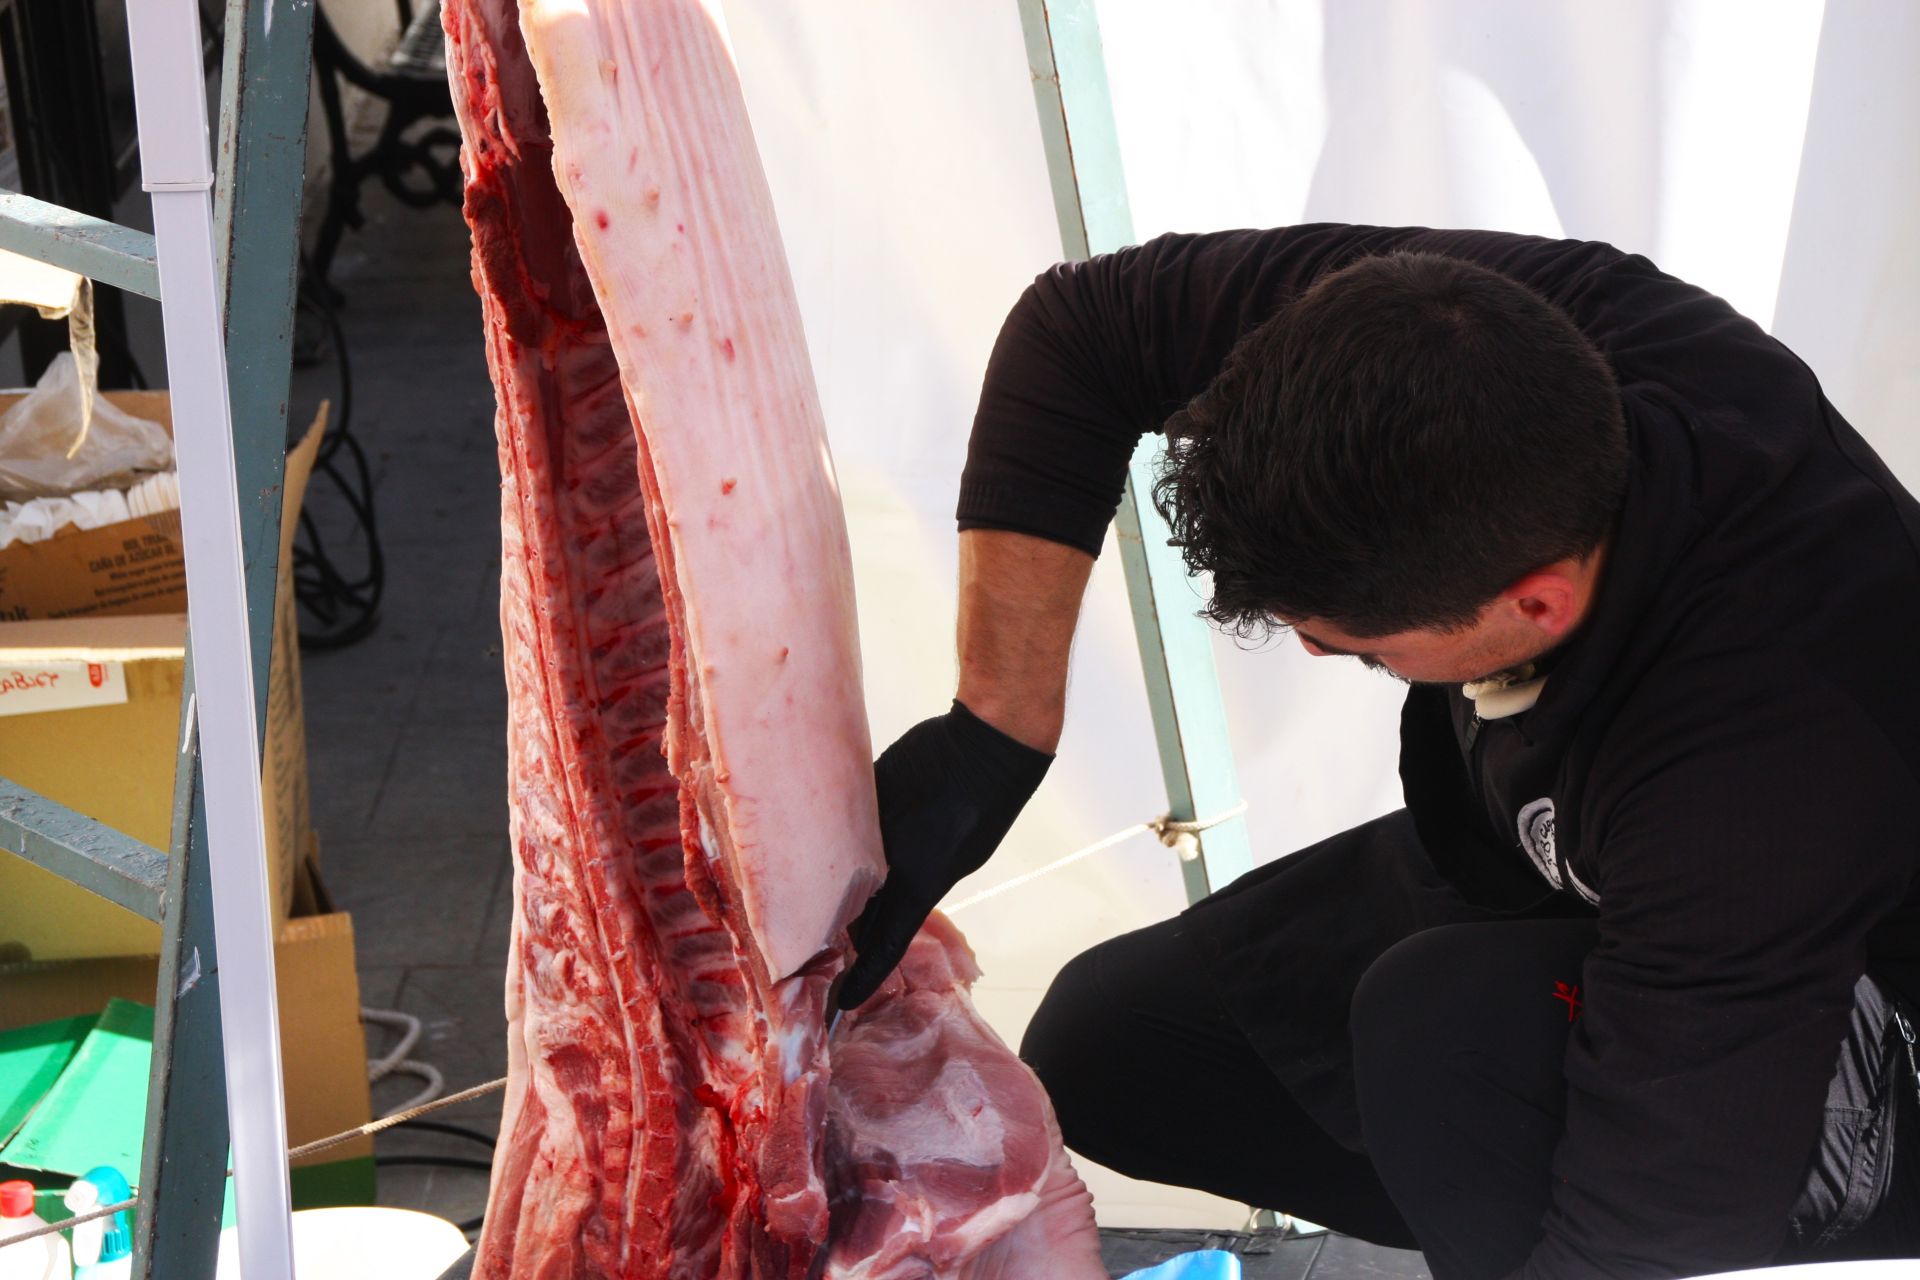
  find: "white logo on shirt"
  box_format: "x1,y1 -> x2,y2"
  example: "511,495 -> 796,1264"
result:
1516,797 -> 1599,905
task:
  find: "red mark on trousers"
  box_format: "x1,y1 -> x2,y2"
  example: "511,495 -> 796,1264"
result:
717,336 -> 735,361
720,477 -> 737,495
1552,982 -> 1583,1022
594,210 -> 609,230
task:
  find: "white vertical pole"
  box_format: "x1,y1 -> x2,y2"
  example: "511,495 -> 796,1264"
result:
124,2 -> 297,1276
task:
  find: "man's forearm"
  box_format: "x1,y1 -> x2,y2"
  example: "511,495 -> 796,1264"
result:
955,528 -> 1095,754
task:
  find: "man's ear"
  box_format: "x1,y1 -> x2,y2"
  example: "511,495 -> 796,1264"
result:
1498,560 -> 1583,639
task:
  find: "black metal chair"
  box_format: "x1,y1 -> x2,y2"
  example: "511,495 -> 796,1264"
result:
309,0 -> 461,297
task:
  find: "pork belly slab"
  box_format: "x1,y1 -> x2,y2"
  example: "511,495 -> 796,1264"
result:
443,1 -> 1105,1274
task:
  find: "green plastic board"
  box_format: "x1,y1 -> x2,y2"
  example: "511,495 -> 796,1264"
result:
289,1157 -> 375,1212
0,1014 -> 96,1142
0,999 -> 152,1182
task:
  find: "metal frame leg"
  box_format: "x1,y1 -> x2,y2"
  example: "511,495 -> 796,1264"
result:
1017,0 -> 1255,902
213,0 -> 312,706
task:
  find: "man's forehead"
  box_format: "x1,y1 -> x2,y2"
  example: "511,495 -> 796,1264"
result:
1291,627 -> 1357,656
1286,617 -> 1386,649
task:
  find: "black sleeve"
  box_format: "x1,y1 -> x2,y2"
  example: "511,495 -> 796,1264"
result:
956,223 -> 1817,558
1511,651 -> 1918,1278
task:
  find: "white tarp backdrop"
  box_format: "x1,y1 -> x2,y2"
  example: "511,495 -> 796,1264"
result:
720,0 -> 1920,1227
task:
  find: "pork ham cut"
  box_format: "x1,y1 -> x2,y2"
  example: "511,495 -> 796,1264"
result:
443,1 -> 1106,1274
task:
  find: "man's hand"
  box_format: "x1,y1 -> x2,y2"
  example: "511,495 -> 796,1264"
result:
836,530 -> 1091,1010
835,700 -> 1052,1010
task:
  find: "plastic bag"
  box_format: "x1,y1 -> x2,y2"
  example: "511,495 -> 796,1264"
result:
0,352 -> 173,500
1122,1249 -> 1243,1280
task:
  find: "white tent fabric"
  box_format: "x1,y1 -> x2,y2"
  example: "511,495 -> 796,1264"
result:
722,0 -> 1920,1227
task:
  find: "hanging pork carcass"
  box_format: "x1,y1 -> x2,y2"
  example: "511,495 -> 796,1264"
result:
442,0 -> 1109,1274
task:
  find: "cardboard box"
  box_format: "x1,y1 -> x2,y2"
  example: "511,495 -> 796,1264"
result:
0,910 -> 374,1205
0,404 -> 323,961
0,389 -> 185,621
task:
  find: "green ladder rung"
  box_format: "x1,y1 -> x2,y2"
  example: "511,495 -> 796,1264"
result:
0,189 -> 161,300
0,777 -> 167,921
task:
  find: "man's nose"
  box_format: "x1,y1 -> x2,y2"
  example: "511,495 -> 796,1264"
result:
1298,634 -> 1330,657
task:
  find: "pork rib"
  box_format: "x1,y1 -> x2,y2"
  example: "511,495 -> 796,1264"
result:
445,1 -> 1104,1275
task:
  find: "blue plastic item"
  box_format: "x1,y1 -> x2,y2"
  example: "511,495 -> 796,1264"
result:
73,1165 -> 132,1278
1121,1248 -> 1242,1280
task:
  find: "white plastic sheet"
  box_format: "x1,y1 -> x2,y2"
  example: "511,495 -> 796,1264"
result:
0,353 -> 173,501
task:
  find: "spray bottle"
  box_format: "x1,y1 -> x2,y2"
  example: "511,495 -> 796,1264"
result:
0,1179 -> 71,1280
63,1166 -> 132,1280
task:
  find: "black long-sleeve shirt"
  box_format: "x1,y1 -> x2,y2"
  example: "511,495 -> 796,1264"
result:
957,226 -> 1920,1278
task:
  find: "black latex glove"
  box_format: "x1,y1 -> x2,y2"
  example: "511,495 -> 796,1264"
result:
835,699 -> 1053,1011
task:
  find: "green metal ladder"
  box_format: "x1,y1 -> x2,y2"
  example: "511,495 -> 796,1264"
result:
0,0 -> 315,1273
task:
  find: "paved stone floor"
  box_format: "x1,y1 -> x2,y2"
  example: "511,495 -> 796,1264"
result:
292,185 -> 511,1243
298,185 -> 1429,1280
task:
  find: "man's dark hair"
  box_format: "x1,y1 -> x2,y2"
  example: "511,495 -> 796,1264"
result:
1152,250 -> 1628,638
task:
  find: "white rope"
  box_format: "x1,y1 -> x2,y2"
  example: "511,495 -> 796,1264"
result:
944,821 -> 1154,914
364,1007 -> 449,1118
378,1060 -> 448,1118
363,1007 -> 422,1082
945,799 -> 1250,915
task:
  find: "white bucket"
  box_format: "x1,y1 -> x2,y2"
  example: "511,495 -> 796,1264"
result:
214,1207 -> 467,1279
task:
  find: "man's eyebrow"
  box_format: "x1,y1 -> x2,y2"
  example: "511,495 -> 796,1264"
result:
1294,629 -> 1359,657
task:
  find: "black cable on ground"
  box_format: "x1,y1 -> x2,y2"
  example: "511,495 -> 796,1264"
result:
291,256 -> 386,649
374,1155 -> 495,1174
382,1119 -> 498,1150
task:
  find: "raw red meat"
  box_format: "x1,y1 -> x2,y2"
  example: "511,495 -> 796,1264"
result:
443,0 -> 1105,1275
826,915 -> 1103,1280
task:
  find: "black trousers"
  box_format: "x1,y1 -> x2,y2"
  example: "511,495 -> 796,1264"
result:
1020,813 -> 1918,1279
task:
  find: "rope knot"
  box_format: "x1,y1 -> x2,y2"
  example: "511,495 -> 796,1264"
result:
1149,799 -> 1250,863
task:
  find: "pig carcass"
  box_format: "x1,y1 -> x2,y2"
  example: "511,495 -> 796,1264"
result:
442,1 -> 1107,1275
